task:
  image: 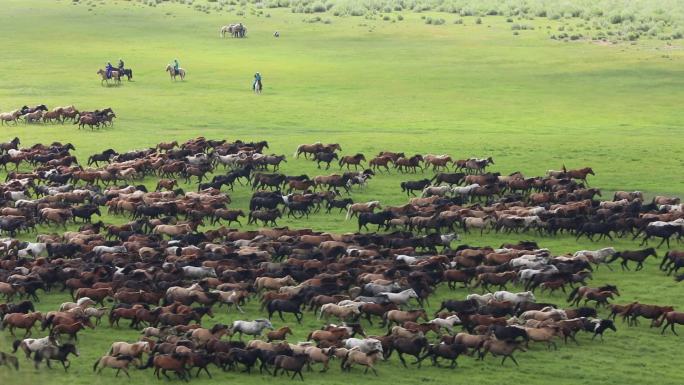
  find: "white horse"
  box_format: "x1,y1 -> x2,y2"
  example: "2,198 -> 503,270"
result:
378,288 -> 418,306
14,336 -> 58,358
343,338 -> 383,354
493,290 -> 536,305
573,247 -> 617,270
230,319 -> 273,339
181,266 -> 217,279
17,242 -> 47,258
466,293 -> 494,307
451,183 -> 480,200
428,315 -> 461,334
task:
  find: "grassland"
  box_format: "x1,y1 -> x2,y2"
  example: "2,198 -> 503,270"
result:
0,0 -> 683,384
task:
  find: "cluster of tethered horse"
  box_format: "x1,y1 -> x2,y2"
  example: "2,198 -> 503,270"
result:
0,136 -> 682,379
0,104 -> 116,130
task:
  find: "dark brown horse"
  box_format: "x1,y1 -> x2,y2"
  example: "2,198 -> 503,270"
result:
607,248 -> 657,271
339,154 -> 366,170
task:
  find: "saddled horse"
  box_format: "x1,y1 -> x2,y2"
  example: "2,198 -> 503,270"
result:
97,69 -> 121,86
166,65 -> 186,81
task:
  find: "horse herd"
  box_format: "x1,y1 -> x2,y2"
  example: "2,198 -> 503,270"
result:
0,135 -> 681,380
0,105 -> 115,129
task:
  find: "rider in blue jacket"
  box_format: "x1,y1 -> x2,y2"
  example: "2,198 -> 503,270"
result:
106,62 -> 113,79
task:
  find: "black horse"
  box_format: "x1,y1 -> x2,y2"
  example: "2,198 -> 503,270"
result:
118,67 -> 133,80
358,211 -> 394,232
434,299 -> 478,315
400,179 -> 431,196
266,297 -> 304,323
489,325 -> 529,342
416,342 -> 468,368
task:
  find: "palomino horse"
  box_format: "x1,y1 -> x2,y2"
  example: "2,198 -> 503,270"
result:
97,69 -> 121,86
165,65 -> 186,81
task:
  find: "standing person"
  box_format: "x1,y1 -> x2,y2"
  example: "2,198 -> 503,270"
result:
105,62 -> 113,79
253,72 -> 262,93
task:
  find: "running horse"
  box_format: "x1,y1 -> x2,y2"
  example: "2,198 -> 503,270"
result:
165,64 -> 186,81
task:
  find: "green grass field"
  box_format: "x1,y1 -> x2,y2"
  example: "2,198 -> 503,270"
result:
0,0 -> 683,384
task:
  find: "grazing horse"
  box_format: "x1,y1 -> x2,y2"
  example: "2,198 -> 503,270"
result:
166,64 -> 186,81
34,343 -> 79,371
97,69 -> 121,85
606,248 -> 657,271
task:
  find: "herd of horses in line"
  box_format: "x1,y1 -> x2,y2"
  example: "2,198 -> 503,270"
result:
0,135 -> 680,379
0,104 -> 115,130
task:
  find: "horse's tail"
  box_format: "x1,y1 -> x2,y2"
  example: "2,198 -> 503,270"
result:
12,339 -> 21,353
345,204 -> 351,220
306,330 -> 314,340
566,287 -> 579,303
93,357 -> 101,372
293,146 -> 301,158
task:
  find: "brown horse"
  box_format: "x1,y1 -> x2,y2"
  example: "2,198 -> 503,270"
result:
294,143 -> 323,159
144,353 -> 190,381
624,304 -> 675,327
655,311 -> 684,335
369,156 -> 394,173
51,321 -> 93,341
97,69 -> 121,85
266,326 -> 293,342
607,248 -> 657,271
424,155 -> 452,172
1,312 -> 43,337
383,309 -> 428,328
565,166 -> 595,185
339,154 -> 366,170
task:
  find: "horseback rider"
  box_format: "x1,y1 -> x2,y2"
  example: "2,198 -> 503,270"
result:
105,62 -> 113,79
173,59 -> 180,76
253,72 -> 262,91
118,58 -> 125,72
